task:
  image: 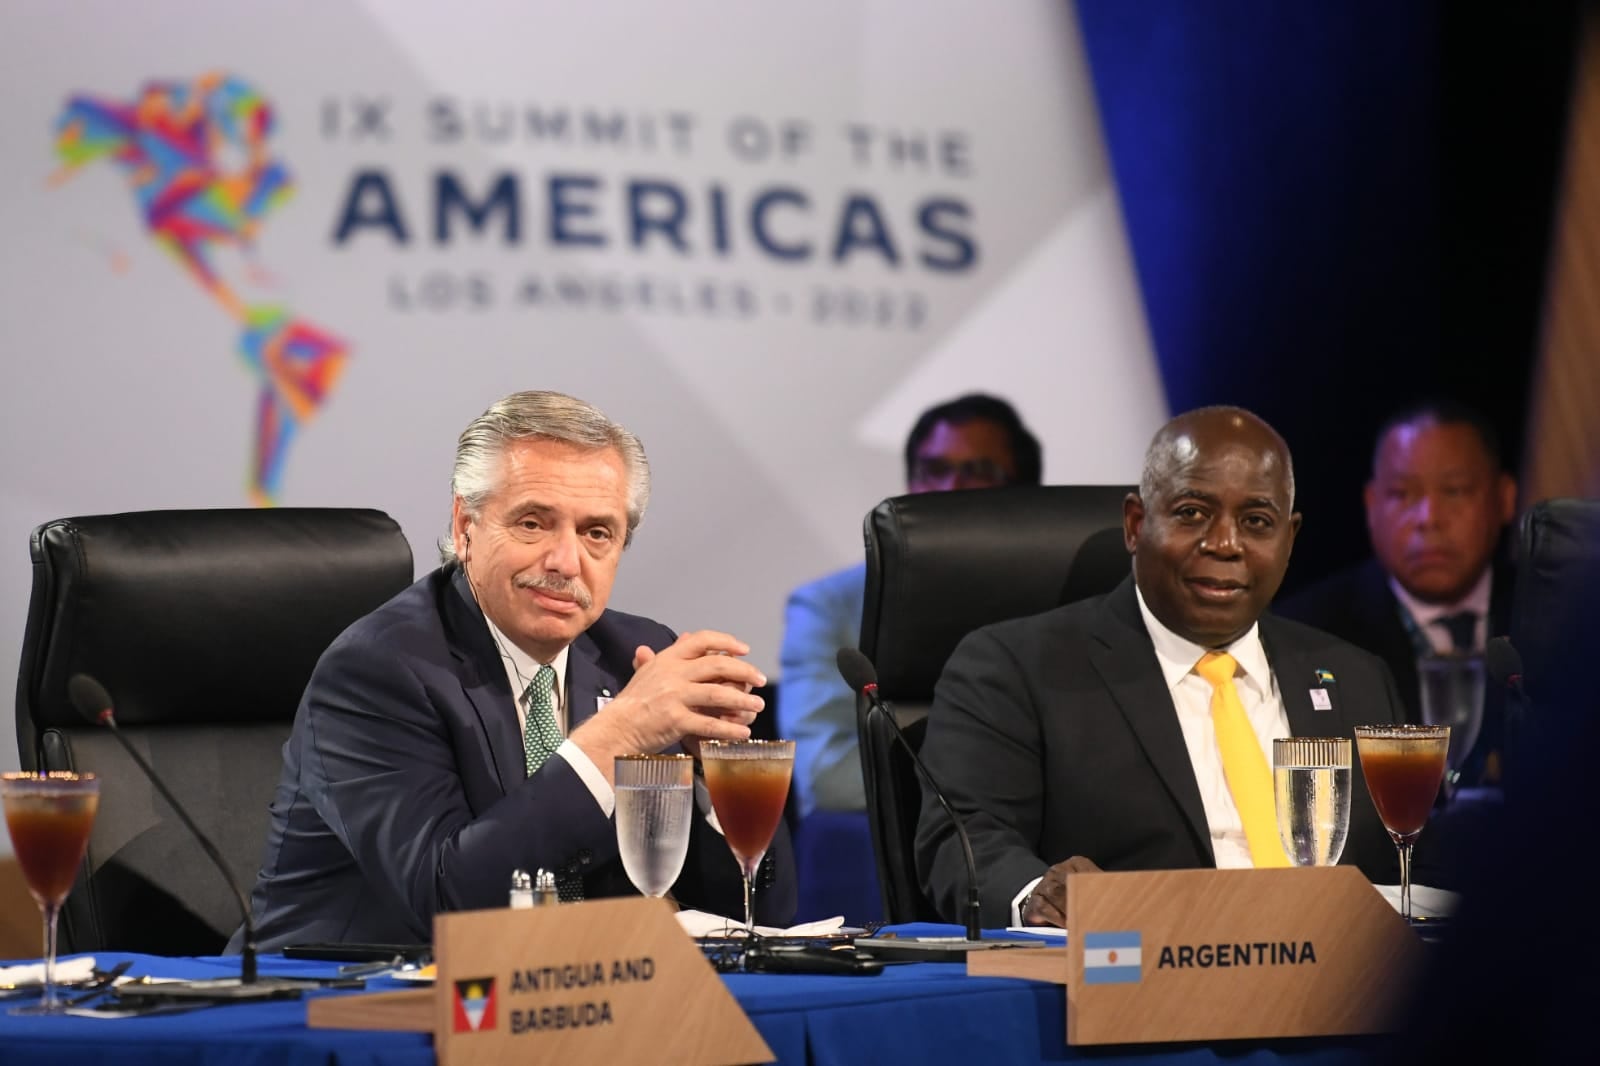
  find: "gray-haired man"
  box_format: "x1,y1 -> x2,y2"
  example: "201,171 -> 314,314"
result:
241,391 -> 795,950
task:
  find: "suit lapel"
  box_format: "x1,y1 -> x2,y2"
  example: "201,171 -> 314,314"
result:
443,567 -> 524,795
565,634 -> 621,733
1259,618 -> 1326,738
1090,580 -> 1213,861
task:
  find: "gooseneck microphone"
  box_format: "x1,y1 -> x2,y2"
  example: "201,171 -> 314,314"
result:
1487,637 -> 1529,793
67,673 -> 265,987
1486,636 -> 1525,699
837,648 -> 983,942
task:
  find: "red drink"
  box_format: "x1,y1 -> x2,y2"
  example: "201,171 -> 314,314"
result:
5,793 -> 98,906
703,758 -> 791,873
2,772 -> 100,1015
1358,745 -> 1448,843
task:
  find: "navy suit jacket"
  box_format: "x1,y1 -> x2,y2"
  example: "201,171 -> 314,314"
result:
915,577 -> 1406,927
244,566 -> 795,951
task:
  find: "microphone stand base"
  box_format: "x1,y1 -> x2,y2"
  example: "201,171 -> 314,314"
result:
852,937 -> 1047,963
114,976 -> 321,1003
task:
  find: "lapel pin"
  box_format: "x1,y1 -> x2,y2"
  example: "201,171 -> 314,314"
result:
1309,688 -> 1333,711
1314,668 -> 1336,685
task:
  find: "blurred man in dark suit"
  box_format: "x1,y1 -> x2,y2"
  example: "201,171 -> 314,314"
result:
1278,401 -> 1517,783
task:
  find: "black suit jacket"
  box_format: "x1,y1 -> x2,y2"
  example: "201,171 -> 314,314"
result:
244,566 -> 795,950
1277,557 -> 1513,779
915,577 -> 1403,927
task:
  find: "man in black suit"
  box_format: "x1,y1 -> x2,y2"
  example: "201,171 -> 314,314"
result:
1277,401 -> 1517,784
915,407 -> 1403,929
244,391 -> 795,950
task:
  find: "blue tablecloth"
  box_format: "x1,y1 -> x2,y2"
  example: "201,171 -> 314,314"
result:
0,941 -> 1383,1065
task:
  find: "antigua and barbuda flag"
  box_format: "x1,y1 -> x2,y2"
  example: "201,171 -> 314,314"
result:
452,976 -> 497,1032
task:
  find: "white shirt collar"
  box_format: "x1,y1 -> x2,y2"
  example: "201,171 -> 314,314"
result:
1387,565 -> 1493,629
1134,583 -> 1273,696
482,613 -> 569,708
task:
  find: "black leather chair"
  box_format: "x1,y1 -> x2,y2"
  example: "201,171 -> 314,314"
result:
855,485 -> 1132,923
1512,497 -> 1600,702
14,508 -> 414,954
1508,497 -> 1600,786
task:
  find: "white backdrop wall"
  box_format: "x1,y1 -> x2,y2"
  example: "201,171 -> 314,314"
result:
0,1 -> 1167,811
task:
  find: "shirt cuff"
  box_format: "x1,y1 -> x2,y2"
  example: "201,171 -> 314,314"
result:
555,739 -> 614,817
694,776 -> 725,836
1011,875 -> 1044,927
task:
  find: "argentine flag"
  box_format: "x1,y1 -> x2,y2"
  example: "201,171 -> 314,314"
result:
1083,931 -> 1142,985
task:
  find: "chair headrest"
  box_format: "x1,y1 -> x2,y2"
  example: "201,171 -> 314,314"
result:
1512,496 -> 1600,704
860,485 -> 1131,698
21,508 -> 414,730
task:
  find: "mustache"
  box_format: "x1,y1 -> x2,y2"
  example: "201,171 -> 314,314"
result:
514,571 -> 594,609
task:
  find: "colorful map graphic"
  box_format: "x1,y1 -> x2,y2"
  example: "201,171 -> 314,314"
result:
51,72 -> 347,504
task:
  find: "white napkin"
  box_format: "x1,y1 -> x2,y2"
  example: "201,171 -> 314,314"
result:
0,955 -> 96,988
674,909 -> 846,938
1375,884 -> 1461,920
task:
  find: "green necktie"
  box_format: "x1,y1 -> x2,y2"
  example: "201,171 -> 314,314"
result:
523,665 -> 562,776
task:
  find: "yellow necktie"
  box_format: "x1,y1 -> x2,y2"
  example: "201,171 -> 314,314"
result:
1194,651 -> 1288,868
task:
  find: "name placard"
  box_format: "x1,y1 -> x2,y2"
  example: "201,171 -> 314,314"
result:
308,897 -> 772,1065
1064,866 -> 1423,1044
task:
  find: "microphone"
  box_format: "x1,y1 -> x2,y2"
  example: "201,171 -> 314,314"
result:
837,648 -> 983,943
1486,636 -> 1525,698
68,674 -> 311,1001
1486,637 -> 1529,794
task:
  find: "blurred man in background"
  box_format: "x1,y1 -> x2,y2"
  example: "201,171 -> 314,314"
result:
1278,400 -> 1517,784
779,394 -> 1042,817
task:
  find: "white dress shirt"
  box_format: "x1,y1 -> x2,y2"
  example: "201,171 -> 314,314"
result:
1389,567 -> 1493,654
1012,587 -> 1292,924
1135,586 -> 1291,869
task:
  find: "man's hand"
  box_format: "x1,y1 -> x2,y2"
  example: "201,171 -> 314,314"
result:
570,630 -> 765,781
1021,855 -> 1103,928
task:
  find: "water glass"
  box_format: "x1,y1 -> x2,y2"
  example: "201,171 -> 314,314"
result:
1418,653 -> 1485,793
1272,738 -> 1352,866
614,755 -> 694,899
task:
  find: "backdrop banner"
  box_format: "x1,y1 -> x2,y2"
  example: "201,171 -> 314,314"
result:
0,0 -> 1164,786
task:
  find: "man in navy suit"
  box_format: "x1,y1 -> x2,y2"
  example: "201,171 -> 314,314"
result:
244,391 -> 795,950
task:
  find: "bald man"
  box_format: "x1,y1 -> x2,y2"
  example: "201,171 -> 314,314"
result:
914,407 -> 1408,928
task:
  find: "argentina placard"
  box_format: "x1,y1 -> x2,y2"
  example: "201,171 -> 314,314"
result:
1065,866 -> 1424,1044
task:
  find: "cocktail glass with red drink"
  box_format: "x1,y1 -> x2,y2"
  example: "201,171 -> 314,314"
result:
1353,725 -> 1449,922
699,739 -> 793,940
2,772 -> 99,1014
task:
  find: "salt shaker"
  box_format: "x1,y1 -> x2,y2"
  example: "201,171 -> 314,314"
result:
509,868 -> 533,909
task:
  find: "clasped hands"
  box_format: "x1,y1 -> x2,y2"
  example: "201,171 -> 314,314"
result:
571,630 -> 765,781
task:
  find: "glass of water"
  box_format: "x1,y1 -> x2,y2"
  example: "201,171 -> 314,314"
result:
1418,653 -> 1485,796
615,754 -> 694,898
1272,737 -> 1352,866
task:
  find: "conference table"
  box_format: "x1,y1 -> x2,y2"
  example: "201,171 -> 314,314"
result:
0,925 -> 1388,1065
